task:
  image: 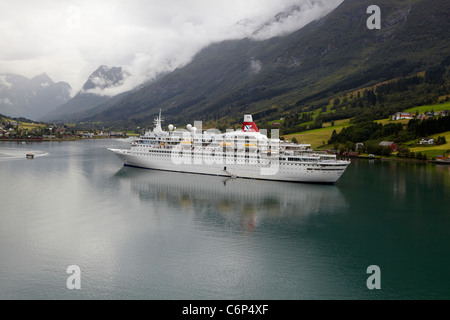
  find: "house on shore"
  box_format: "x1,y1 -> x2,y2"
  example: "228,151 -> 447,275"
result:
417,114 -> 427,121
419,138 -> 435,145
355,142 -> 364,150
426,111 -> 440,119
379,141 -> 397,151
392,112 -> 414,121
394,110 -> 449,121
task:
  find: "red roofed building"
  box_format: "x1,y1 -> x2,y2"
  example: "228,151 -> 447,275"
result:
379,141 -> 397,151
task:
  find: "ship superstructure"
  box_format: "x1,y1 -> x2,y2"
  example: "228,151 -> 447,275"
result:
109,112 -> 350,183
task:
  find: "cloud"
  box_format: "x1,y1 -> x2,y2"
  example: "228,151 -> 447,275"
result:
81,72 -> 131,97
250,0 -> 344,40
250,60 -> 263,75
0,75 -> 13,89
0,98 -> 13,105
0,0 -> 343,97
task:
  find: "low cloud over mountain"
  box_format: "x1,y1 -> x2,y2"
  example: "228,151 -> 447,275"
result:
0,0 -> 343,98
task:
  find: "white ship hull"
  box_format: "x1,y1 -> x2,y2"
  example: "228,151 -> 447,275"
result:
108,113 -> 350,184
109,148 -> 349,184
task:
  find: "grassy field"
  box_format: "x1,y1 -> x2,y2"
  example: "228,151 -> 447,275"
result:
126,131 -> 140,137
375,118 -> 410,126
1,116 -> 46,130
283,119 -> 350,148
18,122 -> 47,130
1,117 -> 47,130
403,101 -> 450,114
409,131 -> 450,158
282,100 -> 450,150
322,119 -> 350,128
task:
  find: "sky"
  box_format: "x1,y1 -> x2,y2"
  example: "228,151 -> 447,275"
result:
0,0 -> 343,96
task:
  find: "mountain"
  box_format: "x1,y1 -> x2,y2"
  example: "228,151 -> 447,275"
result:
0,73 -> 71,120
43,65 -> 129,121
59,0 -> 450,128
81,65 -> 128,92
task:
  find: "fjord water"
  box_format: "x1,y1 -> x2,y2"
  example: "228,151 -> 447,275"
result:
0,140 -> 449,300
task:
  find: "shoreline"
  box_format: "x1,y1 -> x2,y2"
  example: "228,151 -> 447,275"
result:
342,155 -> 450,165
3,138 -> 448,165
0,137 -> 128,142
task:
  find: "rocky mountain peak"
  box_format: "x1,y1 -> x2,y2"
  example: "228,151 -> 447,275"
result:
82,66 -> 127,92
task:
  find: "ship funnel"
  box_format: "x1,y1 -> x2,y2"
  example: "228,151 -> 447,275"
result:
242,114 -> 259,133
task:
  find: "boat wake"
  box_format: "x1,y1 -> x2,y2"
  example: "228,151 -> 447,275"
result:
31,151 -> 49,158
0,149 -> 49,161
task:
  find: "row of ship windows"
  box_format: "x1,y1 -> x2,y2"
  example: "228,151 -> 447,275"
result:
136,150 -> 325,162
135,152 -> 334,162
132,153 -> 343,169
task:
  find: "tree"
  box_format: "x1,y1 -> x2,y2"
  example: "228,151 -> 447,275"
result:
436,136 -> 447,145
425,66 -> 445,84
333,142 -> 339,151
345,141 -> 355,152
415,152 -> 428,161
329,129 -> 338,144
397,146 -> 411,158
333,98 -> 341,107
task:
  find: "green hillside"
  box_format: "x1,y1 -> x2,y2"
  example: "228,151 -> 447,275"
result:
284,120 -> 351,148
409,131 -> 450,158
79,0 -> 450,130
403,102 -> 450,114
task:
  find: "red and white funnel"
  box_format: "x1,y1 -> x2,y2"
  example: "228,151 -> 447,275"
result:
242,114 -> 259,133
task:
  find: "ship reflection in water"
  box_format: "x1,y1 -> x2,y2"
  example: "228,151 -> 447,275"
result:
114,167 -> 348,232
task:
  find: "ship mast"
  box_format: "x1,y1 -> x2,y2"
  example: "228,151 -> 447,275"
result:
153,109 -> 164,134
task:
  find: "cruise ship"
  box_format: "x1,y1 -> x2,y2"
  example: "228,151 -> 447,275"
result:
108,112 -> 350,183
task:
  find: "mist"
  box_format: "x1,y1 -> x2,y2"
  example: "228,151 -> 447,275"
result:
0,0 -> 343,97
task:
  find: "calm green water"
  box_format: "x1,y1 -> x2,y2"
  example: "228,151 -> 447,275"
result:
0,140 -> 449,300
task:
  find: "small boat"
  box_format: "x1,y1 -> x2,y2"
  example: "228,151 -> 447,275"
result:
26,153 -> 34,159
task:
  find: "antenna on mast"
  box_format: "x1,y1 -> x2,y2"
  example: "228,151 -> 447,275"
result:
153,109 -> 164,133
